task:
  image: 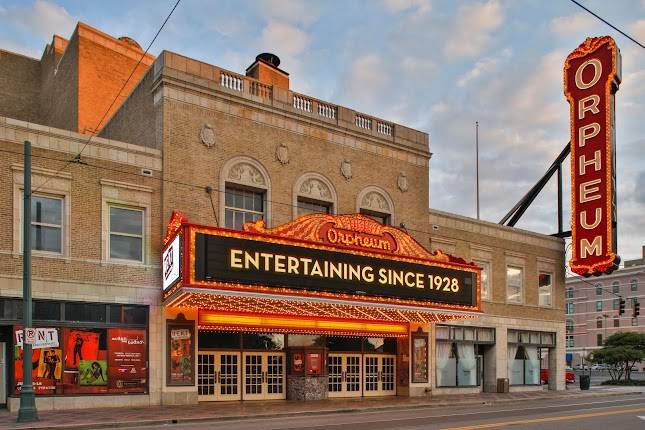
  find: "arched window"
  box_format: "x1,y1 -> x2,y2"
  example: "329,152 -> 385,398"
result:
356,186 -> 394,225
293,173 -> 337,218
220,156 -> 271,230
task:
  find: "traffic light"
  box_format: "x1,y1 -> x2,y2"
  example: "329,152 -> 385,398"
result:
619,298 -> 626,315
634,301 -> 640,318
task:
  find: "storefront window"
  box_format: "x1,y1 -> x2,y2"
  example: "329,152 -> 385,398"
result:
327,337 -> 362,352
33,301 -> 61,321
198,331 -> 241,349
436,342 -> 479,387
65,302 -> 106,323
287,334 -> 325,347
109,305 -> 147,325
363,338 -> 396,353
242,333 -> 284,350
508,345 -> 539,385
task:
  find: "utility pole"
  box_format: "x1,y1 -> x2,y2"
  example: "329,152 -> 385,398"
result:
475,121 -> 480,220
18,141 -> 38,423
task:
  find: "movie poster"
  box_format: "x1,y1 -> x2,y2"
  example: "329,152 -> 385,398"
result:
107,328 -> 147,393
79,360 -> 108,386
167,324 -> 194,386
412,334 -> 428,383
13,327 -> 63,395
64,329 -> 100,369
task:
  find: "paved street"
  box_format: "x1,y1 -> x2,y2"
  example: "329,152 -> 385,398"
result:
119,394 -> 645,430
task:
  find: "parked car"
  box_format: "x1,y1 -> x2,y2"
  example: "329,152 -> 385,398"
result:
591,364 -> 607,371
540,369 -> 575,384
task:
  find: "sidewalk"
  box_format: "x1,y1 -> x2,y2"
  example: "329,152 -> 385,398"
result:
1,388 -> 643,430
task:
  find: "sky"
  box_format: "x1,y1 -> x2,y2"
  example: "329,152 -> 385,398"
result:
0,0 -> 644,263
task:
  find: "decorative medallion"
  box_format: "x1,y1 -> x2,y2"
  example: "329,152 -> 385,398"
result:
397,172 -> 409,193
300,178 -> 332,201
228,162 -> 266,187
276,143 -> 289,165
340,159 -> 352,180
200,124 -> 216,148
361,191 -> 390,213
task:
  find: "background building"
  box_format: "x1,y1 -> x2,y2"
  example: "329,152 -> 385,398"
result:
565,246 -> 645,368
0,22 -> 566,411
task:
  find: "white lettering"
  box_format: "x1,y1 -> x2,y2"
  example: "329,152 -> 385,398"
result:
230,249 -> 243,268
580,236 -> 602,258
579,179 -> 602,203
578,123 -> 600,148
578,150 -> 602,175
578,95 -> 600,119
580,208 -> 602,230
575,58 -> 602,90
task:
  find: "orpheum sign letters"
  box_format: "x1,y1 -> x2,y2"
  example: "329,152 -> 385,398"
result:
564,36 -> 621,276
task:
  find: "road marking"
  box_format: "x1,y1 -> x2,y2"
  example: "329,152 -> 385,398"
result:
638,415 -> 645,420
440,406 -> 645,430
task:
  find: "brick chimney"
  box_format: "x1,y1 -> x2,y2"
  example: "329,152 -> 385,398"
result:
245,53 -> 289,90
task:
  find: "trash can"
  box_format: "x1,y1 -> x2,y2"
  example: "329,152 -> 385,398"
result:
497,378 -> 509,393
579,374 -> 590,390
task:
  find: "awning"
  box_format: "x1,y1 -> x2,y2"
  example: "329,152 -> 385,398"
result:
165,287 -> 479,337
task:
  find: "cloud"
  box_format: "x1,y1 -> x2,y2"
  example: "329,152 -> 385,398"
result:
629,19 -> 645,41
257,0 -> 321,25
383,0 -> 432,15
0,0 -> 75,40
549,12 -> 595,36
338,54 -> 390,107
457,48 -> 511,87
259,21 -> 309,58
634,171 -> 645,205
444,0 -> 503,58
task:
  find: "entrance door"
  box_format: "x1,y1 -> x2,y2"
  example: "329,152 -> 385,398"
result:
363,354 -> 396,397
0,343 -> 5,405
198,352 -> 241,401
328,353 -> 362,398
242,352 -> 286,400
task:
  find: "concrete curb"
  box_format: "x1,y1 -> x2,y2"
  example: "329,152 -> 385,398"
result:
3,391 -> 643,430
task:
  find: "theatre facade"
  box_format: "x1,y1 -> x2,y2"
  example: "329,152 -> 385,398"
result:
0,22 -> 566,410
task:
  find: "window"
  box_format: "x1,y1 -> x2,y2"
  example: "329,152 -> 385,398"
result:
632,318 -> 638,326
596,301 -> 602,311
596,334 -> 603,346
566,320 -> 574,333
508,345 -> 539,385
506,266 -> 523,304
360,209 -> 390,225
613,298 -> 620,310
296,198 -> 331,217
538,272 -> 552,307
596,317 -> 603,329
474,260 -> 491,300
224,187 -> 265,230
109,206 -> 144,261
612,282 -> 620,294
30,195 -> 63,253
631,297 -> 638,307
596,284 -> 603,295
566,335 -> 574,348
614,317 -> 620,328
566,303 -> 574,314
566,288 -> 574,299
631,279 -> 638,292
294,174 -> 336,219
65,302 -> 107,323
357,187 -> 393,225
436,342 -> 480,387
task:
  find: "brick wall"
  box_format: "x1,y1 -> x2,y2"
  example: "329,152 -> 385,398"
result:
0,50 -> 41,123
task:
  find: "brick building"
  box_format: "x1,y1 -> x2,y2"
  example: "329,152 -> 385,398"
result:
565,246 -> 645,368
0,22 -> 566,411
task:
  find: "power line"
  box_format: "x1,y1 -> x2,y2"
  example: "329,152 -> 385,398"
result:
30,0 -> 181,196
569,0 -> 645,50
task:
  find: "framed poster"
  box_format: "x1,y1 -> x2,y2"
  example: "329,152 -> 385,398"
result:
108,328 -> 147,393
166,314 -> 195,386
412,331 -> 428,383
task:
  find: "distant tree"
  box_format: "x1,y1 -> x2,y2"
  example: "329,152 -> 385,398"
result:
589,332 -> 645,381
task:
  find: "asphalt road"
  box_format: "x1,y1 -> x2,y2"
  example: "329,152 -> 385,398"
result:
574,369 -> 645,385
124,394 -> 645,430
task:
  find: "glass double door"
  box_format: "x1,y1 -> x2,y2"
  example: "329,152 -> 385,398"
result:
198,351 -> 285,401
328,353 -> 396,397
